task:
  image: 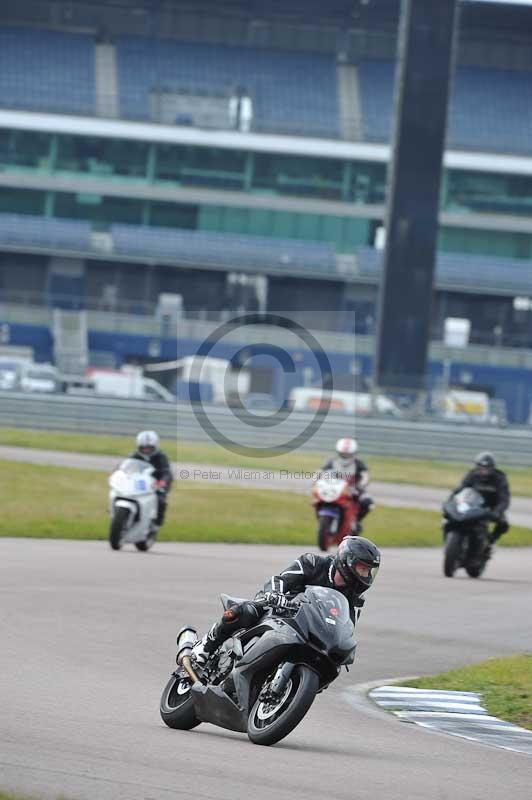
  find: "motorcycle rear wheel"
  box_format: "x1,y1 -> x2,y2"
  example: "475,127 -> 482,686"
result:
247,665 -> 319,746
160,674 -> 201,730
317,517 -> 332,551
443,531 -> 462,577
109,507 -> 129,550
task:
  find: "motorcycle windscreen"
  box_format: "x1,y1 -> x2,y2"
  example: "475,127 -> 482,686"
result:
455,488 -> 484,507
298,586 -> 356,662
119,458 -> 154,474
448,488 -> 488,521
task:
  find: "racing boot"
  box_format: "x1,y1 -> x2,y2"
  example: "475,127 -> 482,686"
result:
191,624 -> 221,667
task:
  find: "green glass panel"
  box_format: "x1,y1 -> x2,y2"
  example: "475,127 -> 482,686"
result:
0,187 -> 45,214
446,169 -> 532,217
221,206 -> 250,233
348,162 -> 386,204
54,192 -> 143,225
253,152 -> 343,199
320,215 -> 343,245
343,218 -> 370,249
295,214 -> 320,239
439,227 -> 532,259
246,210 -> 274,236
196,203 -> 377,250
270,212 -> 295,237
198,205 -> 223,230
0,129 -> 51,170
56,134 -> 149,178
155,144 -> 246,189
150,201 -> 198,229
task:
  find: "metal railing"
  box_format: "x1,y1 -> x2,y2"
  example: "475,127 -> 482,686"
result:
1,391 -> 532,466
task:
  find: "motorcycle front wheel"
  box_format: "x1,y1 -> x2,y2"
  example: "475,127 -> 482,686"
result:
160,674 -> 201,730
317,516 -> 332,551
465,563 -> 485,578
247,665 -> 319,746
135,531 -> 156,551
443,531 -> 462,577
109,507 -> 129,550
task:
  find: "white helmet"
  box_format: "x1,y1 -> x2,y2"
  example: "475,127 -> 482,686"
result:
136,430 -> 160,459
335,437 -> 358,466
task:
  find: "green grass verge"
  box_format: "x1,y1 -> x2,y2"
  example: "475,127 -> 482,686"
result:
1,460 -> 531,546
1,426 -> 532,494
0,795 -> 30,800
0,795 -> 36,800
403,655 -> 532,731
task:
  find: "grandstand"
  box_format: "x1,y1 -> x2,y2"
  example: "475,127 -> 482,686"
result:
2,0 -> 532,423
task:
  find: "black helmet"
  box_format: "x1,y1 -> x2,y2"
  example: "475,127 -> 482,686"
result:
334,536 -> 381,595
475,452 -> 496,470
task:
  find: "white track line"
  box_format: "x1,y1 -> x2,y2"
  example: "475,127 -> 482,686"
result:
369,685 -> 532,756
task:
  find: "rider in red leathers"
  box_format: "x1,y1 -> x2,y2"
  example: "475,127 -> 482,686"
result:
321,437 -> 374,537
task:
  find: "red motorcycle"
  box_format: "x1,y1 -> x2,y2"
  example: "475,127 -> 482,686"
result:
311,472 -> 360,551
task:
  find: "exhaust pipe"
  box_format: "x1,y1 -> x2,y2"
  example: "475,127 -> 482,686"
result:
176,626 -> 200,683
180,653 -> 200,684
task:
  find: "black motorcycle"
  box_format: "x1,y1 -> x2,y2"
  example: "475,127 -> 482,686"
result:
160,586 -> 357,746
442,488 -> 495,578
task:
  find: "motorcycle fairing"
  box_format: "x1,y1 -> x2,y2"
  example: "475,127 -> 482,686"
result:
191,682 -> 248,733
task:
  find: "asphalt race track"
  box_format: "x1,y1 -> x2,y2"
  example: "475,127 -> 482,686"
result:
1,539 -> 531,800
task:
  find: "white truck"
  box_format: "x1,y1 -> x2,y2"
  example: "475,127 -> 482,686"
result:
168,356 -> 250,404
0,358 -> 60,393
85,366 -> 174,402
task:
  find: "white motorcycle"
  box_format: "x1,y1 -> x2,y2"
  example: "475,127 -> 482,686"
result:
108,458 -> 159,551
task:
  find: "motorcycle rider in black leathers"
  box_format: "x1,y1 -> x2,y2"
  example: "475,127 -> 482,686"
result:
448,452 -> 510,545
321,437 -> 374,534
130,430 -> 173,529
191,536 -> 381,667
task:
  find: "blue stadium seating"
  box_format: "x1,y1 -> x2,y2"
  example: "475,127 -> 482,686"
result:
357,246 -> 532,293
449,67 -> 532,155
0,27 -> 95,115
116,38 -> 340,138
0,213 -> 337,275
357,59 -> 532,155
0,214 -> 92,251
0,25 -> 530,154
111,224 -> 337,274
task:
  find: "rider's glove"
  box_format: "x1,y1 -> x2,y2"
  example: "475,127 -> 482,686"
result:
263,591 -> 290,609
